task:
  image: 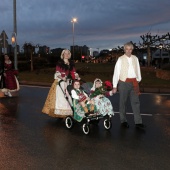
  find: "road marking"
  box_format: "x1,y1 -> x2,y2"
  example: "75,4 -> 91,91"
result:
154,113 -> 170,116
141,93 -> 170,96
114,112 -> 153,116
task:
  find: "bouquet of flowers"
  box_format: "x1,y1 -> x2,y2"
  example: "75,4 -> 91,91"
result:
90,86 -> 106,98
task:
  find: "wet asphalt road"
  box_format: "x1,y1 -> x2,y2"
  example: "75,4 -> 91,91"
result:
0,86 -> 170,170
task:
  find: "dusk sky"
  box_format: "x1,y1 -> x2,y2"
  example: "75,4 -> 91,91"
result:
1,0 -> 170,51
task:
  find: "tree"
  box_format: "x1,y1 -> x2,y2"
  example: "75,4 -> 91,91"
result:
23,42 -> 36,71
139,32 -> 170,66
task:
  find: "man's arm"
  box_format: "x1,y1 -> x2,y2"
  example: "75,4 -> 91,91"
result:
136,58 -> 142,82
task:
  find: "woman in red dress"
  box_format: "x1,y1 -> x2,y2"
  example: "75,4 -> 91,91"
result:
2,55 -> 19,97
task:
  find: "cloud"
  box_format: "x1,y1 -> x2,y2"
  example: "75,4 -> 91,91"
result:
1,0 -> 170,50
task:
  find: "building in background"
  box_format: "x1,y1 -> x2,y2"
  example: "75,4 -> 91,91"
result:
0,30 -> 20,55
38,45 -> 50,54
70,45 -> 90,61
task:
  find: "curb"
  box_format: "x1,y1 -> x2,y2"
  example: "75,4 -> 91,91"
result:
19,81 -> 51,87
140,87 -> 170,93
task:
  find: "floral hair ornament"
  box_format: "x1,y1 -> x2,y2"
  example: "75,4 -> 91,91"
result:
104,80 -> 113,91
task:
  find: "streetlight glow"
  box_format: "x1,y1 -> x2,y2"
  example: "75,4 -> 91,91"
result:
11,32 -> 16,46
11,37 -> 15,43
13,0 -> 17,70
71,17 -> 77,60
71,18 -> 77,23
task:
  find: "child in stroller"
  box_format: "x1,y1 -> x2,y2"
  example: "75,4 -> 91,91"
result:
63,79 -> 113,134
90,78 -> 114,117
71,80 -> 94,122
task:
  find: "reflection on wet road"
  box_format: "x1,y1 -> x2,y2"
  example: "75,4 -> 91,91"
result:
0,86 -> 170,170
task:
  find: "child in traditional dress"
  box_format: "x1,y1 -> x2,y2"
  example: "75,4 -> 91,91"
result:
71,80 -> 94,122
90,78 -> 114,116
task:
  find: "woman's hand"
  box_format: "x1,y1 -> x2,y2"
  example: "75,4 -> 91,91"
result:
3,73 -> 6,77
75,73 -> 81,80
62,77 -> 67,81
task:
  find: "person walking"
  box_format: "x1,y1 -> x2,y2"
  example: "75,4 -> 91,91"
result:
2,54 -> 19,97
112,42 -> 145,129
42,49 -> 80,118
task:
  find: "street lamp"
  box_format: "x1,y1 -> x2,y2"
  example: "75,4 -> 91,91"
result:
11,33 -> 16,45
13,0 -> 17,70
159,43 -> 163,58
11,32 -> 17,68
158,43 -> 163,68
71,18 -> 77,60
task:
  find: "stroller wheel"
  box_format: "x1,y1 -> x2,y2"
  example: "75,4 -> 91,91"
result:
104,119 -> 112,130
82,123 -> 90,135
65,116 -> 73,129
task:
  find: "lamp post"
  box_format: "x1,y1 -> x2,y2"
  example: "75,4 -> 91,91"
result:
158,43 -> 163,69
71,18 -> 77,60
13,0 -> 17,70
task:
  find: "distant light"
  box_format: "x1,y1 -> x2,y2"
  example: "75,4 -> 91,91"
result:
11,37 -> 15,43
71,18 -> 77,23
159,44 -> 163,49
11,32 -> 16,46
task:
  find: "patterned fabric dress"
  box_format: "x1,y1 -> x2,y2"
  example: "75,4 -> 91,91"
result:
72,89 -> 92,122
3,62 -> 19,91
42,60 -> 77,118
90,86 -> 114,116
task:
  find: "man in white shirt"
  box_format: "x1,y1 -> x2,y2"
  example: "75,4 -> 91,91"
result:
112,42 -> 145,129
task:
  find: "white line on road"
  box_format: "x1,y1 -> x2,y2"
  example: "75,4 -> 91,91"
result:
141,93 -> 170,96
114,112 -> 153,116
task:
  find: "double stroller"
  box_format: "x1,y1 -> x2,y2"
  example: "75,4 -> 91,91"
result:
58,80 -> 113,135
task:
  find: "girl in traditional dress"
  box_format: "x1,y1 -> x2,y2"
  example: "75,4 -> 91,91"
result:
1,54 -> 19,97
42,49 -> 80,118
90,78 -> 114,116
71,80 -> 94,122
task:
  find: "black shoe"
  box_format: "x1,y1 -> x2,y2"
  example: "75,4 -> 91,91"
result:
121,122 -> 129,128
135,124 -> 146,129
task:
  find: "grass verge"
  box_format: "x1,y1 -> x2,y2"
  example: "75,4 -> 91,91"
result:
18,63 -> 170,88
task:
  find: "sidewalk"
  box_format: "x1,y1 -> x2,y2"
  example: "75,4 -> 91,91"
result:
19,81 -> 170,93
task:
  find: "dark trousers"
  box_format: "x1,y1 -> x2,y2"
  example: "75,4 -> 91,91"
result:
118,81 -> 142,124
